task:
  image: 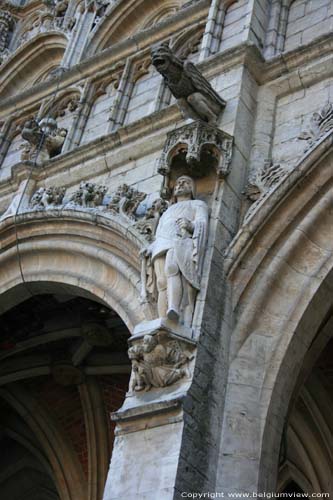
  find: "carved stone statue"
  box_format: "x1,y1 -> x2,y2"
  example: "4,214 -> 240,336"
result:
21,117 -> 67,166
70,181 -> 107,207
31,186 -> 66,209
128,334 -> 190,391
142,175 -> 208,327
151,43 -> 225,124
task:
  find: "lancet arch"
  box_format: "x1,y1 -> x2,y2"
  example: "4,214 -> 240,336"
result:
0,32 -> 67,100
217,132 -> 333,493
85,0 -> 183,57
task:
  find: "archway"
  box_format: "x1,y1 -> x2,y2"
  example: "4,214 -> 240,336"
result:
217,133 -> 333,493
0,209 -> 156,499
0,283 -> 132,500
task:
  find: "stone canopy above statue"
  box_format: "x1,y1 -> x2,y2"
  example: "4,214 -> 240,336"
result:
151,43 -> 226,124
157,120 -> 233,199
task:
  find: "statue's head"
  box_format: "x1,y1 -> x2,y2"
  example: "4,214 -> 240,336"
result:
39,117 -> 57,135
142,334 -> 157,353
151,43 -> 182,76
173,175 -> 196,200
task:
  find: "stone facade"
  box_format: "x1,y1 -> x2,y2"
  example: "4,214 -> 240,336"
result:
0,1 -> 333,500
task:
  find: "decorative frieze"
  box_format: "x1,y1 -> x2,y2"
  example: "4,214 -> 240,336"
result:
70,181 -> 107,207
151,43 -> 226,124
299,102 -> 333,151
31,186 -> 66,208
107,183 -> 146,219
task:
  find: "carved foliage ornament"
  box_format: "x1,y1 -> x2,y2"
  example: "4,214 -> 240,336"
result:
299,103 -> 333,150
244,160 -> 291,221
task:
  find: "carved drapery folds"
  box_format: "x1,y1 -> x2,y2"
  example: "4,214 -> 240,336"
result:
128,332 -> 193,392
158,121 -> 233,198
140,175 -> 209,329
151,43 -> 226,124
21,117 -> 67,166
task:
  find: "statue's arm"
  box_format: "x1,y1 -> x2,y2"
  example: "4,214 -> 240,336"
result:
192,201 -> 209,274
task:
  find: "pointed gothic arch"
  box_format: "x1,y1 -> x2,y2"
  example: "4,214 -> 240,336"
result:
217,131 -> 333,493
85,0 -> 183,57
0,32 -> 67,100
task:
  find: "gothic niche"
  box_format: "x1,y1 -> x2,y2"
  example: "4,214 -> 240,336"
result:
20,117 -> 67,166
128,332 -> 194,392
157,120 -> 233,198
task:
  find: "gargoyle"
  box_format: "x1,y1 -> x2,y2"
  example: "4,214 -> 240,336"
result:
151,43 -> 226,124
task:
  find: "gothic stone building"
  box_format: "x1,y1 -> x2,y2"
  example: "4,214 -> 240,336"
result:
0,0 -> 332,499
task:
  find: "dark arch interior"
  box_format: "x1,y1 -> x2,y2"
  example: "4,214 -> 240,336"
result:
0,292 -> 131,500
282,481 -> 304,494
278,314 -> 333,495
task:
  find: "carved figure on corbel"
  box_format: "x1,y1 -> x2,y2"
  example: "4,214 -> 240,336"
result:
158,121 -> 233,198
140,175 -> 208,328
128,332 -> 193,392
299,102 -> 333,151
107,184 -> 146,220
30,186 -> 66,209
21,117 -> 67,166
70,181 -> 107,208
151,42 -> 226,124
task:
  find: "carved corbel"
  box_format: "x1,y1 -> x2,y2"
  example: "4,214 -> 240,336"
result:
128,327 -> 195,392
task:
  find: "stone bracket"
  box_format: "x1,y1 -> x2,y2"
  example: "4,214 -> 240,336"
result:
131,317 -> 196,344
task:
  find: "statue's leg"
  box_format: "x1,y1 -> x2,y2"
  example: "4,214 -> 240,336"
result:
153,256 -> 168,317
184,284 -> 197,327
165,249 -> 182,321
187,92 -> 219,124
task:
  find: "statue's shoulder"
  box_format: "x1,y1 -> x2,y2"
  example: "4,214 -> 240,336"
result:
193,199 -> 208,209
